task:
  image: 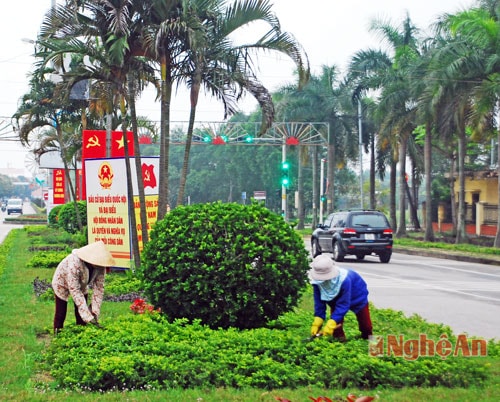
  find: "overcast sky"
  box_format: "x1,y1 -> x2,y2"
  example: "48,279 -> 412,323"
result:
0,0 -> 474,174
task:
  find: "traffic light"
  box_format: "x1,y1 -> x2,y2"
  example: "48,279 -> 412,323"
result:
280,161 -> 290,187
244,134 -> 254,143
321,194 -> 327,202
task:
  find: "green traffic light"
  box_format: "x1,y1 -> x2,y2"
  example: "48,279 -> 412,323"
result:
281,161 -> 290,170
245,135 -> 254,143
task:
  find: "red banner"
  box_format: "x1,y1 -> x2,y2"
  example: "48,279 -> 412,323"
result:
80,130 -> 135,200
112,131 -> 135,157
53,169 -> 65,204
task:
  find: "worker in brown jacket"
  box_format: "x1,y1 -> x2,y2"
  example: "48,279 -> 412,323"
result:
51,241 -> 115,334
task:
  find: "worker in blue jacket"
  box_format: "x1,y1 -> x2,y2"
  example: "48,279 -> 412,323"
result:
309,254 -> 372,341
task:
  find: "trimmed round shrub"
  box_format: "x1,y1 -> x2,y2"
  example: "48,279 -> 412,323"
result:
139,201 -> 310,329
48,204 -> 63,227
57,201 -> 87,233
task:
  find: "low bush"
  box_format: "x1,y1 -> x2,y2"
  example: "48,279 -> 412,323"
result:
48,204 -> 63,227
40,305 -> 497,392
57,201 -> 87,233
26,251 -> 69,269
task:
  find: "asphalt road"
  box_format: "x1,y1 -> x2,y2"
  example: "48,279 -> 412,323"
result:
331,252 -> 500,340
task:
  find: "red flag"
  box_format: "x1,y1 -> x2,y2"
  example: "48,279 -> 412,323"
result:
142,163 -> 157,189
81,130 -> 107,201
82,130 -> 107,159
112,131 -> 134,157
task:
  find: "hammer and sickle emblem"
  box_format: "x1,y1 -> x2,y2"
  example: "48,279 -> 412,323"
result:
86,135 -> 101,148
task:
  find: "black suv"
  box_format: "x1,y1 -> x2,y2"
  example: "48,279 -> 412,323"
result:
311,210 -> 393,263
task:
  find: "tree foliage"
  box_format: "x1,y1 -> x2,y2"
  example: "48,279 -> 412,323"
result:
139,201 -> 309,329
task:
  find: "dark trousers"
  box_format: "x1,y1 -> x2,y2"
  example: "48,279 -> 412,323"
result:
53,294 -> 88,333
333,303 -> 373,340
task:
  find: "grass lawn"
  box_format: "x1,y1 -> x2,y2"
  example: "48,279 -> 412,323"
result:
0,227 -> 499,401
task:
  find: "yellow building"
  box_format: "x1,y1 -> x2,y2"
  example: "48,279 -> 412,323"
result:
451,170 -> 498,236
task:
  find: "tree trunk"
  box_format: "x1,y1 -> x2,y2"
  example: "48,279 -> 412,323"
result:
128,76 -> 149,254
396,135 -> 408,238
326,137 -> 335,214
424,123 -> 435,242
369,132 -> 376,209
312,147 -> 318,228
495,119 -> 500,247
157,55 -> 172,221
56,124 -> 82,232
120,95 -> 141,268
455,126 -> 468,244
177,70 -> 201,207
390,157 -> 397,231
297,146 -> 304,230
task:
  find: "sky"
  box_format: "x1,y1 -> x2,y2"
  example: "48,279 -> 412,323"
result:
0,0 -> 474,176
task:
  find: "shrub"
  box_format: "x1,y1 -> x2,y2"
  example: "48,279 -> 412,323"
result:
139,201 -> 310,329
26,251 -> 68,269
41,309 -> 497,391
57,201 -> 87,233
48,204 -> 63,227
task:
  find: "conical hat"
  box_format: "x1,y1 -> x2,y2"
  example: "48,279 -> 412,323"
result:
75,241 -> 115,267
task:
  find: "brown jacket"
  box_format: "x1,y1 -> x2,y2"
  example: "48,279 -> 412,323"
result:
52,250 -> 105,323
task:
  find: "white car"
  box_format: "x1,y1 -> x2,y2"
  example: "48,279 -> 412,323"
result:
6,199 -> 23,215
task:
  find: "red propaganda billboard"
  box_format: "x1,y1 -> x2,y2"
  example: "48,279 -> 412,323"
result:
85,157 -> 159,268
81,130 -> 135,200
53,169 -> 65,204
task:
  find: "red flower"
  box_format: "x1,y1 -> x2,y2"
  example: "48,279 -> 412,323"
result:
130,298 -> 160,314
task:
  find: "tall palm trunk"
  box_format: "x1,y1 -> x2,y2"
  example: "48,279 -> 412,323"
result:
296,146 -> 305,229
312,147 -> 319,228
396,135 -> 408,237
119,96 -> 141,267
177,69 -> 202,207
495,116 -> 500,247
424,123 -> 435,241
455,124 -> 468,243
449,155 -> 457,236
128,75 -> 149,252
56,125 -> 83,232
390,157 -> 397,230
326,139 -> 335,214
369,133 -> 376,209
158,55 -> 173,221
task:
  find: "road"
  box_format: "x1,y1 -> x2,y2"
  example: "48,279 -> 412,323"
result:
0,200 -> 37,243
331,252 -> 500,340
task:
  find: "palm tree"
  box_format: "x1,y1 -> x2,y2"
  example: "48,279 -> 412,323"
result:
366,14 -> 423,237
13,69 -> 85,231
442,0 -> 500,246
430,6 -> 495,244
175,0 -> 310,208
36,0 -> 159,263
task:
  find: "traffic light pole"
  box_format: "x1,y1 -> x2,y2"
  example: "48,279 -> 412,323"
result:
281,144 -> 287,220
320,158 -> 325,223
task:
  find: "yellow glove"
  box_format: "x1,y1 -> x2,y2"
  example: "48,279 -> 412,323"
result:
310,317 -> 324,336
323,319 -> 337,336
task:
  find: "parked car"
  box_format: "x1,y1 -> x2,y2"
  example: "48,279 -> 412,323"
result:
6,198 -> 23,215
311,209 -> 393,263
